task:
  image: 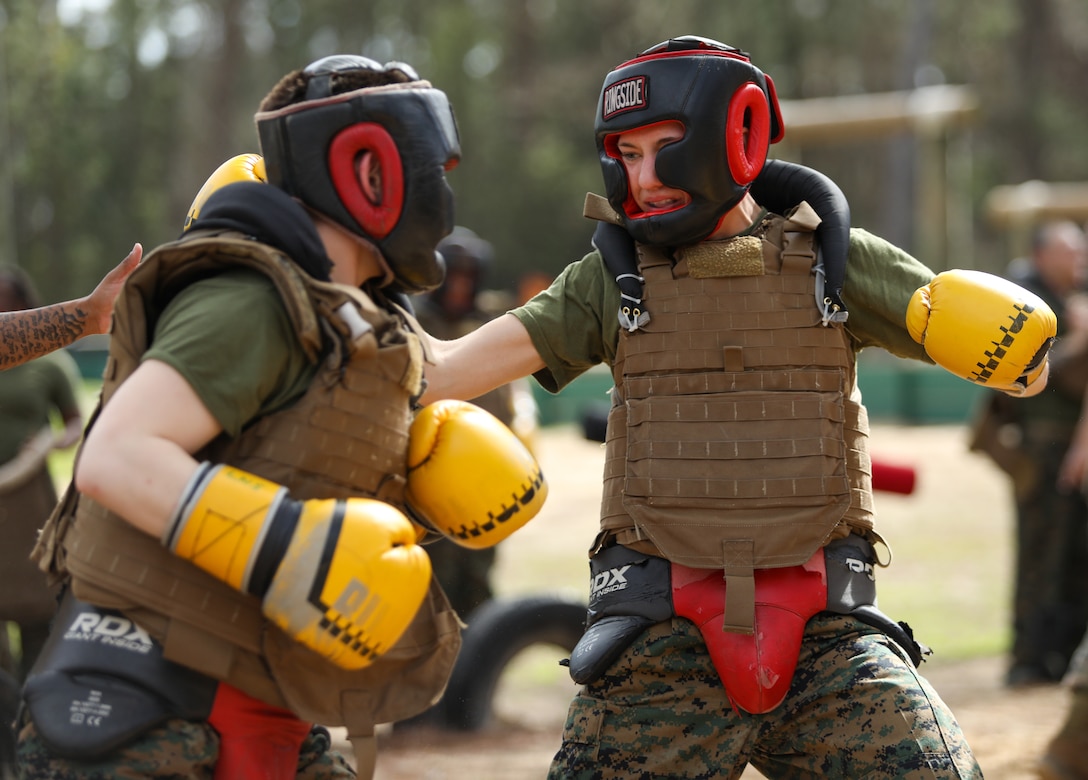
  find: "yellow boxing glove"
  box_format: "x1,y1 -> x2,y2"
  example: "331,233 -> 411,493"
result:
406,400 -> 548,549
163,463 -> 431,670
906,269 -> 1057,396
183,153 -> 266,231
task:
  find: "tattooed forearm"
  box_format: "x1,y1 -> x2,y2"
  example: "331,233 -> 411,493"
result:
0,302 -> 88,370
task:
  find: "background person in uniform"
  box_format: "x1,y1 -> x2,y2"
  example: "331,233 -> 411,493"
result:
1035,358 -> 1088,779
970,219 -> 1088,687
0,267 -> 86,683
412,226 -> 539,618
419,35 -> 1057,778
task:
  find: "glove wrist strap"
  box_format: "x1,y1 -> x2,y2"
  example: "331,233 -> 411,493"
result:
247,498 -> 301,597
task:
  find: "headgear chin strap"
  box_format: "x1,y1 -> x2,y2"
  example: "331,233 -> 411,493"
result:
595,36 -> 784,248
256,55 -> 461,293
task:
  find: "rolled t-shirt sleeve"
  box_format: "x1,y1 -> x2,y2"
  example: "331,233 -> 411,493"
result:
511,250 -> 620,393
841,228 -> 936,362
143,269 -> 315,437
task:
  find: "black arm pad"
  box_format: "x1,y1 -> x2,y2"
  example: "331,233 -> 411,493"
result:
750,159 -> 851,309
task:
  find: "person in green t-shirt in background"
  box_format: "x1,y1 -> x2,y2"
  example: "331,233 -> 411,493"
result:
0,265 -> 88,777
0,266 -> 85,681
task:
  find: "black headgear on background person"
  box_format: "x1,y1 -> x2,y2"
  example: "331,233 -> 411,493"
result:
255,54 -> 462,294
437,226 -> 493,280
595,35 -> 784,248
430,226 -> 494,316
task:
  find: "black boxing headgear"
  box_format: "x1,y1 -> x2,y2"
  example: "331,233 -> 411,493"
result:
595,36 -> 784,247
256,55 -> 461,293
437,226 -> 493,278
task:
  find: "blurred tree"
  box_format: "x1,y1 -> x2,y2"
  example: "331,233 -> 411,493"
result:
3,0 -> 1088,303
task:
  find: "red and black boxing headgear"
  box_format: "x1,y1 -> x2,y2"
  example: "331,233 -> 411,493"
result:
256,55 -> 461,293
595,36 -> 784,247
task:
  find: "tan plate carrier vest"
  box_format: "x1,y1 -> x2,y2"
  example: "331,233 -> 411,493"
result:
32,231 -> 461,771
597,203 -> 877,633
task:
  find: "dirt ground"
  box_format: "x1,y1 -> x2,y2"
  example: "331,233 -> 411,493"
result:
360,424 -> 1072,780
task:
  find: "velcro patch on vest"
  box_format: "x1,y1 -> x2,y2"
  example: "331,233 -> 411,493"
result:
682,236 -> 765,278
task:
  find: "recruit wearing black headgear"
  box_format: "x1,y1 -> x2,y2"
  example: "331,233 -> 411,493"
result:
255,55 -> 462,293
595,36 -> 784,248
437,226 -> 494,277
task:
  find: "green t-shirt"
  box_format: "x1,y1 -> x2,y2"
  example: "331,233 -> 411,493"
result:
512,227 -> 935,393
142,269 -> 319,438
0,350 -> 82,462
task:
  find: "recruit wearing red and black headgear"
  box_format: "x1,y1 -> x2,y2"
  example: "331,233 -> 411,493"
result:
255,55 -> 461,293
595,36 -> 785,248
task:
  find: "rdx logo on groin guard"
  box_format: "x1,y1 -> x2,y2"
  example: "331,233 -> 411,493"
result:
844,556 -> 875,582
65,611 -> 154,655
591,565 -> 632,600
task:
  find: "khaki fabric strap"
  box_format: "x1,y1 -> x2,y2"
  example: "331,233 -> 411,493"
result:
722,540 -> 756,634
583,192 -> 623,224
349,729 -> 377,780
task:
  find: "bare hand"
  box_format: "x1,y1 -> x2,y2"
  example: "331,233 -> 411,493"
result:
85,243 -> 142,335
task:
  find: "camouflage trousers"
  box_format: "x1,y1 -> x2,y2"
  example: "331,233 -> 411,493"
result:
14,716 -> 356,779
549,613 -> 981,780
1010,435 -> 1088,680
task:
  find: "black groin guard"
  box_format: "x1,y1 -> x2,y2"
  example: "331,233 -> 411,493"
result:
823,536 -> 929,666
566,544 -> 672,685
22,591 -> 217,760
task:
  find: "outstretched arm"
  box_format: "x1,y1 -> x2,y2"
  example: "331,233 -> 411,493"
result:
421,313 -> 545,405
0,242 -> 142,369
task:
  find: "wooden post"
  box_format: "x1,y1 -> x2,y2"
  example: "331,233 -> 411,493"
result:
778,85 -> 980,270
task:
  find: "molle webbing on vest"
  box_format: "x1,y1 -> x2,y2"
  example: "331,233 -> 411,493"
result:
215,369 -> 411,503
64,499 -> 461,735
64,499 -> 268,670
209,290 -> 421,504
38,234 -> 460,736
601,211 -> 875,588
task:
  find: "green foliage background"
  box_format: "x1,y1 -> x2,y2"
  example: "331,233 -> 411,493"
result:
3,0 -> 1088,298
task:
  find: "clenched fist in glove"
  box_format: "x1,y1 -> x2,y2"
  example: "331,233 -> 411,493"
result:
406,400 -> 548,549
163,463 -> 431,670
906,269 -> 1056,397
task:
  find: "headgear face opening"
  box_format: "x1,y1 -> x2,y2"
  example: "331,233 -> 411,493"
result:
256,55 -> 462,293
595,36 -> 784,247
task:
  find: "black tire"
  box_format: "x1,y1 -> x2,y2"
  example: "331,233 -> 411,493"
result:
438,594 -> 586,732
